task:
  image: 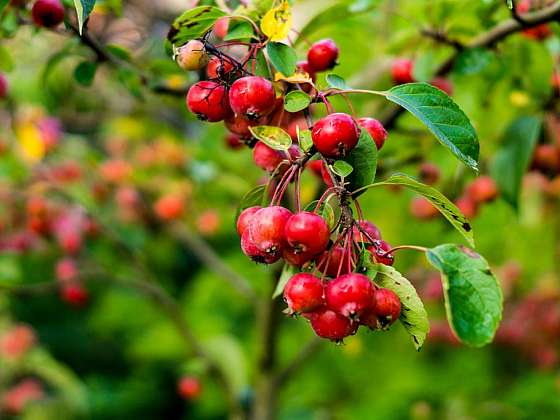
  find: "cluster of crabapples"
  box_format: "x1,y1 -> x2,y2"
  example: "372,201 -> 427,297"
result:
177,31 -> 402,341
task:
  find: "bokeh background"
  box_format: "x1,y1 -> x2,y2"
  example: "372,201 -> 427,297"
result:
1,0 -> 560,419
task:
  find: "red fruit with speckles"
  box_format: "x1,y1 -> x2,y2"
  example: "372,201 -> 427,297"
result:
410,196 -> 439,220
229,76 -> 276,120
61,283 -> 89,307
207,56 -> 235,79
392,58 -> 414,84
312,113 -> 360,158
430,77 -> 453,95
369,240 -> 394,266
373,288 -> 401,326
316,246 -> 350,277
178,376 -> 202,400
285,211 -> 330,255
308,307 -> 357,341
352,220 -> 381,244
249,206 -> 292,256
307,39 -> 339,72
283,273 -> 324,313
357,117 -> 388,150
240,229 -> 279,264
466,175 -> 498,203
455,195 -> 478,219
0,73 -> 8,99
237,206 -> 262,237
32,0 -> 64,28
326,273 -> 375,318
187,81 -> 231,122
253,141 -> 286,172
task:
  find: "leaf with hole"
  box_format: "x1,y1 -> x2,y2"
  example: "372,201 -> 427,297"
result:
284,91 -> 311,113
375,264 -> 429,350
491,116 -> 541,210
168,6 -> 226,46
267,42 -> 297,77
249,126 -> 292,151
383,83 -> 480,172
426,244 -> 503,347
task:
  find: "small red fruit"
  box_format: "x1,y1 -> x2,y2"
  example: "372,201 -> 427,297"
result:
316,246 -> 350,277
282,247 -> 316,266
357,118 -> 388,150
283,273 -> 324,313
285,211 -> 330,255
326,273 -> 375,318
224,114 -> 264,138
187,81 -> 231,122
154,194 -> 184,221
533,144 -> 560,172
369,240 -> 394,266
0,73 -> 8,99
237,206 -> 262,237
2,379 -> 44,414
455,195 -> 478,219
308,307 -> 357,341
373,288 -> 401,326
56,257 -> 78,283
249,206 -> 292,256
352,220 -> 381,244
176,40 -> 209,71
229,76 -> 276,120
213,17 -> 229,39
0,325 -> 36,359
410,197 -> 439,220
253,141 -> 286,172
311,113 -> 360,158
430,77 -> 453,95
61,283 -> 89,307
225,133 -> 244,149
296,60 -> 316,81
418,162 -> 440,185
392,58 -> 414,84
465,175 -> 498,203
178,376 -> 202,400
307,39 -> 339,72
240,229 -> 280,264
32,0 -> 65,28
207,56 -> 235,79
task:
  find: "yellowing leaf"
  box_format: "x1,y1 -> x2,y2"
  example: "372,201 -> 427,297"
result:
260,1 -> 292,42
16,121 -> 45,162
274,71 -> 313,85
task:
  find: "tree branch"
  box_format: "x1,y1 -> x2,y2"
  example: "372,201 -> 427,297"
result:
382,1 -> 560,128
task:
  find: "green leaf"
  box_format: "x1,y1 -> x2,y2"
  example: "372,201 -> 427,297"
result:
73,0 -> 97,35
236,185 -> 266,221
426,244 -> 503,347
0,0 -> 9,15
359,173 -> 474,247
273,264 -> 298,298
376,264 -> 430,350
453,47 -> 494,76
248,48 -> 271,79
224,21 -> 254,41
168,6 -> 226,46
332,160 -> 353,177
249,126 -> 292,151
383,82 -> 480,172
491,116 -> 541,210
284,91 -> 311,112
297,128 -> 313,152
106,44 -> 132,61
326,73 -> 348,89
0,44 -> 14,72
73,61 -> 97,86
344,128 -> 378,195
266,42 -> 297,77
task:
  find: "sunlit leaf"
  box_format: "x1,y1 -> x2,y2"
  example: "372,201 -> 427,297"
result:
249,126 -> 292,150
260,0 -> 292,41
284,91 -> 311,112
73,0 -> 97,35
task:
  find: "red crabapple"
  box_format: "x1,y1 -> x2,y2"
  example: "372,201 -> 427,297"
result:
357,117 -> 388,150
326,273 -> 375,318
285,211 -> 330,255
176,40 -> 209,71
249,206 -> 292,256
296,60 -> 316,81
213,17 -> 229,39
307,39 -> 339,72
229,76 -> 276,120
308,307 -> 357,341
282,246 -> 316,267
253,141 -> 286,172
225,114 -> 265,138
237,206 -> 262,236
392,58 -> 414,84
154,194 -> 184,221
283,273 -> 324,313
225,133 -> 244,149
352,220 -> 381,244
240,229 -> 280,264
312,113 -> 360,158
465,176 -> 498,203
430,77 -> 453,95
178,376 -> 202,400
31,0 -> 64,28
56,257 -> 78,283
533,144 -> 560,172
410,196 -> 439,220
418,162 -> 440,185
373,288 -> 401,326
187,81 -> 231,122
0,73 -> 8,99
2,379 -> 44,414
316,246 -> 351,277
455,195 -> 478,219
369,240 -> 394,266
207,56 -> 235,79
0,325 -> 36,359
61,283 -> 89,307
